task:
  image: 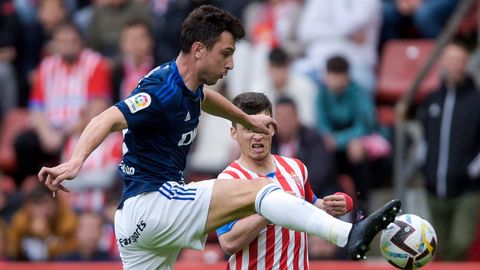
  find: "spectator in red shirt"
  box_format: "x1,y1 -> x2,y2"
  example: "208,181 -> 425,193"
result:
13,22 -> 112,187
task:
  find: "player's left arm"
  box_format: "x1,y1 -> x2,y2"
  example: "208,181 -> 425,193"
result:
201,87 -> 277,134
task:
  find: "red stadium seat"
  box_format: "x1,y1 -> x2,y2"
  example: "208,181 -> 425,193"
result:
376,105 -> 396,127
0,108 -> 30,173
457,1 -> 479,37
376,39 -> 440,105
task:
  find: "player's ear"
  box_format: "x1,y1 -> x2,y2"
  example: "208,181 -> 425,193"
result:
192,42 -> 206,59
230,126 -> 237,140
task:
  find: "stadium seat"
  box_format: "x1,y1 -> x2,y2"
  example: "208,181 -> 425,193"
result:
457,1 -> 479,37
376,105 -> 396,127
0,108 -> 30,173
376,39 -> 440,105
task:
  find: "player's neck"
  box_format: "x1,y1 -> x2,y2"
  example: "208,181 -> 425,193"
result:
176,53 -> 201,91
238,154 -> 276,176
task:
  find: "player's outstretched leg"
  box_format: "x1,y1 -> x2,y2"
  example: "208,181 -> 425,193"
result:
345,199 -> 402,260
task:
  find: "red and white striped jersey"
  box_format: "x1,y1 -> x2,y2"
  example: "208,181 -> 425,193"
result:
29,49 -> 111,129
218,155 -> 316,270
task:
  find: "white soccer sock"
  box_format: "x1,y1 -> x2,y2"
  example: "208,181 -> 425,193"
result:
255,183 -> 352,247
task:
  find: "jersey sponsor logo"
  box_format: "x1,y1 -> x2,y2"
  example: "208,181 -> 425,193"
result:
117,220 -> 147,247
120,162 -> 135,175
124,92 -> 151,113
178,128 -> 198,146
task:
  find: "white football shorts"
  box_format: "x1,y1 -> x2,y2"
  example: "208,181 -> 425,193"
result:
114,179 -> 215,270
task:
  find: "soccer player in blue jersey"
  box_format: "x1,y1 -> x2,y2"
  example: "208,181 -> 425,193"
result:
38,5 -> 401,269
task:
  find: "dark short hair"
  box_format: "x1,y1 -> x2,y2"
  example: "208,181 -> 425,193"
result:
268,47 -> 290,66
326,55 -> 349,74
275,96 -> 297,112
180,5 -> 245,53
231,92 -> 272,126
122,18 -> 154,39
447,37 -> 471,52
26,185 -> 55,203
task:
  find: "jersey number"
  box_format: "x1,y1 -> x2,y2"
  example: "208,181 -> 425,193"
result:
178,128 -> 198,146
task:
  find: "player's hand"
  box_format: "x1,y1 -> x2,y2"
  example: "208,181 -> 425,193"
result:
246,114 -> 278,136
322,194 -> 348,216
38,159 -> 82,194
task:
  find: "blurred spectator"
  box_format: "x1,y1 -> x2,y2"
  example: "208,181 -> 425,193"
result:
243,0 -> 303,56
15,0 -> 69,106
13,22 -> 111,187
0,0 -> 18,121
112,18 -> 155,102
88,0 -> 153,58
73,0 -> 110,36
186,86 -> 235,179
152,0 -> 216,63
9,185 -> 77,261
0,218 -> 11,260
296,0 -> 381,93
252,47 -> 317,127
0,176 -> 22,223
13,0 -> 75,26
217,0 -> 256,24
468,44 -> 480,89
417,40 -> 480,261
381,0 -> 458,43
56,211 -> 114,261
98,193 -> 120,259
60,99 -> 122,213
221,0 -> 303,97
272,96 -> 337,199
316,56 -> 391,210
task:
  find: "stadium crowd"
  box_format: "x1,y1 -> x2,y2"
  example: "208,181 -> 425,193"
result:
0,0 -> 478,263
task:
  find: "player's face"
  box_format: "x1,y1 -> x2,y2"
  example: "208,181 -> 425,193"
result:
199,31 -> 235,85
231,110 -> 274,162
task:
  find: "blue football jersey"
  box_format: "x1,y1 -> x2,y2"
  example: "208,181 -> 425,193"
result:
115,60 -> 204,207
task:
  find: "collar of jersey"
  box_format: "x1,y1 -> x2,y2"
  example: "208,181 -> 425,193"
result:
172,60 -> 204,102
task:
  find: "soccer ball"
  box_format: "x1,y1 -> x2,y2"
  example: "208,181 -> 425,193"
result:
380,214 -> 437,269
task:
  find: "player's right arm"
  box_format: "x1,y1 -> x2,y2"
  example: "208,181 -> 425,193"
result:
38,106 -> 127,193
217,214 -> 269,255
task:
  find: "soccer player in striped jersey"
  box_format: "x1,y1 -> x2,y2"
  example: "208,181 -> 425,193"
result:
217,92 -> 353,269
38,5 -> 401,269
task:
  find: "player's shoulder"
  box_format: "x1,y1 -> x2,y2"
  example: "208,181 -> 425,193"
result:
135,61 -> 184,103
139,61 -> 178,92
146,61 -> 175,81
218,162 -> 247,180
273,154 -> 305,169
273,154 -> 307,179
